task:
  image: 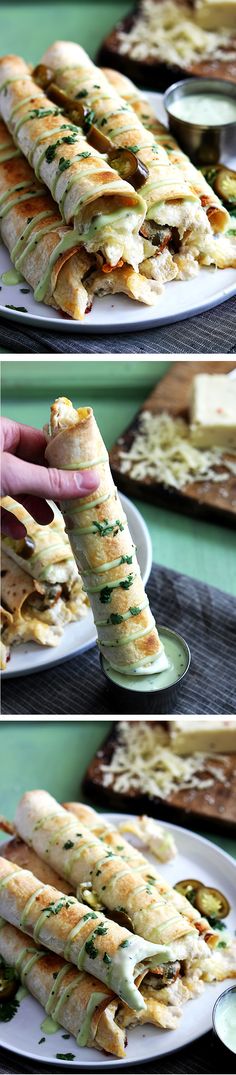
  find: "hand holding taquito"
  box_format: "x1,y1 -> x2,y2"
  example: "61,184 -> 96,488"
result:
0,55 -> 145,269
44,396 -> 166,676
0,920 -> 126,1056
0,855 -> 170,1010
15,791 -> 204,957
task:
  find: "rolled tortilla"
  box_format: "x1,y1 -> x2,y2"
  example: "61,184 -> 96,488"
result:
0,920 -> 126,1056
0,548 -> 67,647
1,496 -> 78,586
0,118 -> 95,318
40,41 -> 207,247
0,837 -> 73,894
15,791 -> 204,956
63,803 -> 214,936
0,55 -> 145,270
103,68 -> 229,236
0,856 -> 170,1010
44,397 -> 165,675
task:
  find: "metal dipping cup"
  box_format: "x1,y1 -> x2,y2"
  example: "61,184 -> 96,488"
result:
100,625 -> 191,712
164,77 -> 236,164
212,986 -> 236,1062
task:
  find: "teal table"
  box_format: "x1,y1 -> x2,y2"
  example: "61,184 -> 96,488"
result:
2,359 -> 236,596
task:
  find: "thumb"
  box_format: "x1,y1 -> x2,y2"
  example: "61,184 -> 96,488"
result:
1,453 -> 100,500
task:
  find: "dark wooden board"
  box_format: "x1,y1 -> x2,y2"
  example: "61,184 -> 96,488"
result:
109,360 -> 236,527
83,722 -> 236,835
97,1 -> 236,91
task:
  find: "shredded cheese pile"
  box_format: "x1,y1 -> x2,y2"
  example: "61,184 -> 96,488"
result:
118,0 -> 235,66
119,411 -> 236,490
101,722 -> 226,799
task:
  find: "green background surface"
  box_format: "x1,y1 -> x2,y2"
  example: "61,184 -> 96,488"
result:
1,1 -> 131,64
0,721 -> 235,862
2,358 -> 236,595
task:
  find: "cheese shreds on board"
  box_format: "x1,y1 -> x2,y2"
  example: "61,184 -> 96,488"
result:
119,411 -> 236,490
100,722 -> 228,799
118,0 -> 235,66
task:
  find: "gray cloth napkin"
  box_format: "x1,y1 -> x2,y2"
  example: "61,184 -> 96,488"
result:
2,564 -> 235,715
0,293 -> 236,353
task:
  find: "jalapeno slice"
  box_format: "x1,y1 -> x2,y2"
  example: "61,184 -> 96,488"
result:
174,879 -> 202,902
33,64 -> 149,190
16,535 -> 35,560
214,167 -> 236,207
195,886 -> 230,920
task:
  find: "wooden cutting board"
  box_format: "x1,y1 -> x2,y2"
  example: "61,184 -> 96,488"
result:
83,722 -> 236,834
109,360 -> 236,527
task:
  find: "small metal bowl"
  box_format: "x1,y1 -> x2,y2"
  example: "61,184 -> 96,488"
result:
212,986 -> 236,1060
100,625 -> 191,712
164,77 -> 236,164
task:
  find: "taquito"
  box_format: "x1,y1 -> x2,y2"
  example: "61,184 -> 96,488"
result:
1,496 -> 78,586
0,55 -> 145,269
0,118 -> 95,318
39,41 -> 208,252
0,920 -> 126,1056
14,792 -> 208,960
44,397 -> 166,676
103,70 -> 236,270
0,121 -> 158,310
0,856 -> 170,1010
0,837 -> 73,893
0,548 -> 72,648
102,68 -> 228,235
63,803 -> 213,936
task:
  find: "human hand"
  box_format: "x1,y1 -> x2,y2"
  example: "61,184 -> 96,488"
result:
1,417 -> 99,539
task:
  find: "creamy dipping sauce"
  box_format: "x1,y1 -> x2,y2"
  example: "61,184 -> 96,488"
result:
214,989 -> 236,1053
0,269 -> 24,285
169,94 -> 236,127
103,629 -> 189,693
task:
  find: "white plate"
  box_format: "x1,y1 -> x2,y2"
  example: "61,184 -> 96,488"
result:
0,93 -> 235,334
0,813 -> 235,1070
1,493 -> 152,678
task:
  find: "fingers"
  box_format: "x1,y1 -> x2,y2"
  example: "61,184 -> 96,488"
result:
1,452 -> 100,500
1,417 -> 47,463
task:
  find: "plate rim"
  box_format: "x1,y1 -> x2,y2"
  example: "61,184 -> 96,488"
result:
0,812 -> 235,1070
1,492 -> 152,678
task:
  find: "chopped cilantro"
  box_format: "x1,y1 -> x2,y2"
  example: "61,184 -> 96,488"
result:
0,997 -> 19,1022
94,519 -> 124,537
129,606 -> 141,616
63,840 -> 74,850
120,554 -> 133,564
217,941 -> 228,949
20,288 -> 30,293
5,305 -> 27,312
119,939 -> 129,949
58,157 -> 71,173
85,938 -> 98,959
29,107 -> 60,119
103,952 -> 112,965
100,117 -> 107,126
120,574 -> 134,591
38,1037 -> 45,1044
62,1034 -> 70,1039
82,912 -> 98,921
84,109 -> 94,132
76,89 -> 88,98
52,972 -> 59,979
100,573 -> 134,604
94,925 -> 108,936
56,1054 -> 75,1061
109,613 -> 124,625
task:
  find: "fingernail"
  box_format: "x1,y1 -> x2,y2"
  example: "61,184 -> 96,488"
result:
77,469 -> 100,492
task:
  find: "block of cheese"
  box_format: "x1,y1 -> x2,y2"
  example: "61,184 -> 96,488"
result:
190,374 -> 236,449
195,0 -> 236,30
169,719 -> 236,755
